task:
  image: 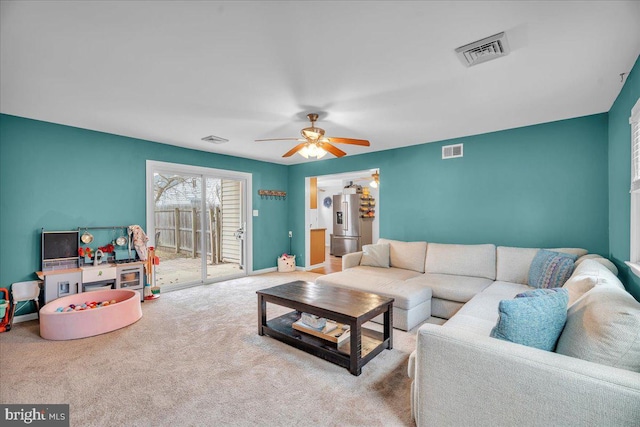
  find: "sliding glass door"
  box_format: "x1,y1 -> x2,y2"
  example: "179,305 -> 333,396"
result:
146,161 -> 251,290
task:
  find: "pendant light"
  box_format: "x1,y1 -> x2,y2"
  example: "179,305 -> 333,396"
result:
370,170 -> 379,188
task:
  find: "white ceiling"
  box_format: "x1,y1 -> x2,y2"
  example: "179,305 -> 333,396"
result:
1,1 -> 639,165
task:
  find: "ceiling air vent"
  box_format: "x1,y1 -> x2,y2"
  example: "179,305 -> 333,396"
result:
455,32 -> 510,67
201,135 -> 229,144
442,143 -> 463,159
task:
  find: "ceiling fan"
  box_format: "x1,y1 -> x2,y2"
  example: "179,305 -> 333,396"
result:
255,113 -> 370,159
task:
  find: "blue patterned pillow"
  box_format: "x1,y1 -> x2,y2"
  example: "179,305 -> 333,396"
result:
490,288 -> 569,351
528,249 -> 577,289
515,288 -> 564,298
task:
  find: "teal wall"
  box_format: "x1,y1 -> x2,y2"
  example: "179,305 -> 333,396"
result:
0,114 -> 290,292
3,57 -> 639,307
608,55 -> 640,300
289,114 -> 610,264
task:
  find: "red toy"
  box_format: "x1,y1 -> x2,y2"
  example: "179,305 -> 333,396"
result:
0,288 -> 13,332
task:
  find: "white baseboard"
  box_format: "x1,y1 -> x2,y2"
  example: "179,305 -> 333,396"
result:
251,267 -> 277,275
242,266 -> 315,275
12,312 -> 38,324
305,263 -> 324,271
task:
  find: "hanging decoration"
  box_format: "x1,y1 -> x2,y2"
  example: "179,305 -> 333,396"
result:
258,190 -> 287,200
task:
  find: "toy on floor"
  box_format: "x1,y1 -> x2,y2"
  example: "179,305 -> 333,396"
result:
55,299 -> 117,313
277,253 -> 296,272
40,289 -> 142,340
0,288 -> 12,332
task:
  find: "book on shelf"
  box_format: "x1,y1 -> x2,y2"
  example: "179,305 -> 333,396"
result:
292,319 -> 350,345
300,312 -> 327,330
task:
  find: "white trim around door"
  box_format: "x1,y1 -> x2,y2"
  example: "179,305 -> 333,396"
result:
146,160 -> 253,286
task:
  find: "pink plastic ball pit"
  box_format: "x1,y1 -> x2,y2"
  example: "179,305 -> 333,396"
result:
40,289 -> 142,340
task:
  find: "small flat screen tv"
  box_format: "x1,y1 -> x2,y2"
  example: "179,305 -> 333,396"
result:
42,230 -> 79,261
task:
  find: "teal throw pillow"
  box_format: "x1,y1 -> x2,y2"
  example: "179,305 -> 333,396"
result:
529,249 -> 577,289
490,288 -> 569,351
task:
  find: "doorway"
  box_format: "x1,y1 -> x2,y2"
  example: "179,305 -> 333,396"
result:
304,169 -> 380,271
146,161 -> 252,290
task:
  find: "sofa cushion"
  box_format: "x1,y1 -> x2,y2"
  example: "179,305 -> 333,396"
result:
490,288 -> 569,351
555,285 -> 640,372
377,238 -> 427,273
424,243 -> 496,280
575,254 -> 619,275
443,281 -> 532,335
528,249 -> 577,289
315,266 -> 426,310
406,273 -> 493,304
360,243 -> 390,268
317,265 -> 422,283
496,247 -> 539,285
562,259 -> 625,306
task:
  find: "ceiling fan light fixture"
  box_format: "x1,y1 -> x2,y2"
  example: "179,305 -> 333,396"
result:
298,145 -> 310,158
301,127 -> 325,141
256,112 -> 370,159
307,143 -> 319,157
297,142 -> 327,159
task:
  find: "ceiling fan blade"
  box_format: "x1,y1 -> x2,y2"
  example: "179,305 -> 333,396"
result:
320,142 -> 347,158
282,142 -> 308,157
326,137 -> 370,146
255,137 -> 302,142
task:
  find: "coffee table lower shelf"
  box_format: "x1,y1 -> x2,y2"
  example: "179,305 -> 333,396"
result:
264,311 -> 385,372
257,281 -> 394,375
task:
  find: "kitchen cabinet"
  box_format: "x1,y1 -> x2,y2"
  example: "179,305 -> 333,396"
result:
310,228 -> 326,265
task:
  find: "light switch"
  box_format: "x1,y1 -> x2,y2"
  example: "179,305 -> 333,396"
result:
253,210 -> 259,217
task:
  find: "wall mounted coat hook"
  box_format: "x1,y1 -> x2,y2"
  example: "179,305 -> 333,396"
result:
258,190 -> 287,200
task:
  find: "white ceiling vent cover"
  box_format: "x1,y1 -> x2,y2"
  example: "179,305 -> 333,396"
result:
201,135 -> 229,144
442,143 -> 463,159
455,32 -> 510,67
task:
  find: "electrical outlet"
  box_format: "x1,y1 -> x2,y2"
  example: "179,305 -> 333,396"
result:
288,231 -> 293,238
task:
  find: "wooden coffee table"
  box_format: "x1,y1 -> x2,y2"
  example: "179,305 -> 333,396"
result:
257,281 -> 394,376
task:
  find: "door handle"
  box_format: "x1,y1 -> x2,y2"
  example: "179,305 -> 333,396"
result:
234,227 -> 244,240
343,202 -> 348,231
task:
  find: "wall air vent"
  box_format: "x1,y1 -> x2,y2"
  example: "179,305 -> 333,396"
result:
442,143 -> 463,159
455,32 -> 510,67
201,135 -> 229,144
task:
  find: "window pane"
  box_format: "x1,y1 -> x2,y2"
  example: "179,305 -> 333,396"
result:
153,173 -> 203,286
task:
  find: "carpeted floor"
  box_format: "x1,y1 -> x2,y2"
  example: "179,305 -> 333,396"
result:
0,272 -> 416,426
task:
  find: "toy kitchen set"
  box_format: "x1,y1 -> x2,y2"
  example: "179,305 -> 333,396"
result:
37,226 -> 151,304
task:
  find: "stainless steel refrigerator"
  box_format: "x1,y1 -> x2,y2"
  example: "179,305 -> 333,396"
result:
330,194 -> 373,256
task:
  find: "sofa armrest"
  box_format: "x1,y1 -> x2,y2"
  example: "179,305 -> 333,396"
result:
342,251 -> 362,270
413,324 -> 640,427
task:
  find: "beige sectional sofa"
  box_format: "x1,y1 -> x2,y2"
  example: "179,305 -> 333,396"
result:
315,239 -> 640,425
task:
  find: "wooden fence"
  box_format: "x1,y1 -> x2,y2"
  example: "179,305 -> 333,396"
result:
154,207 -> 222,264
